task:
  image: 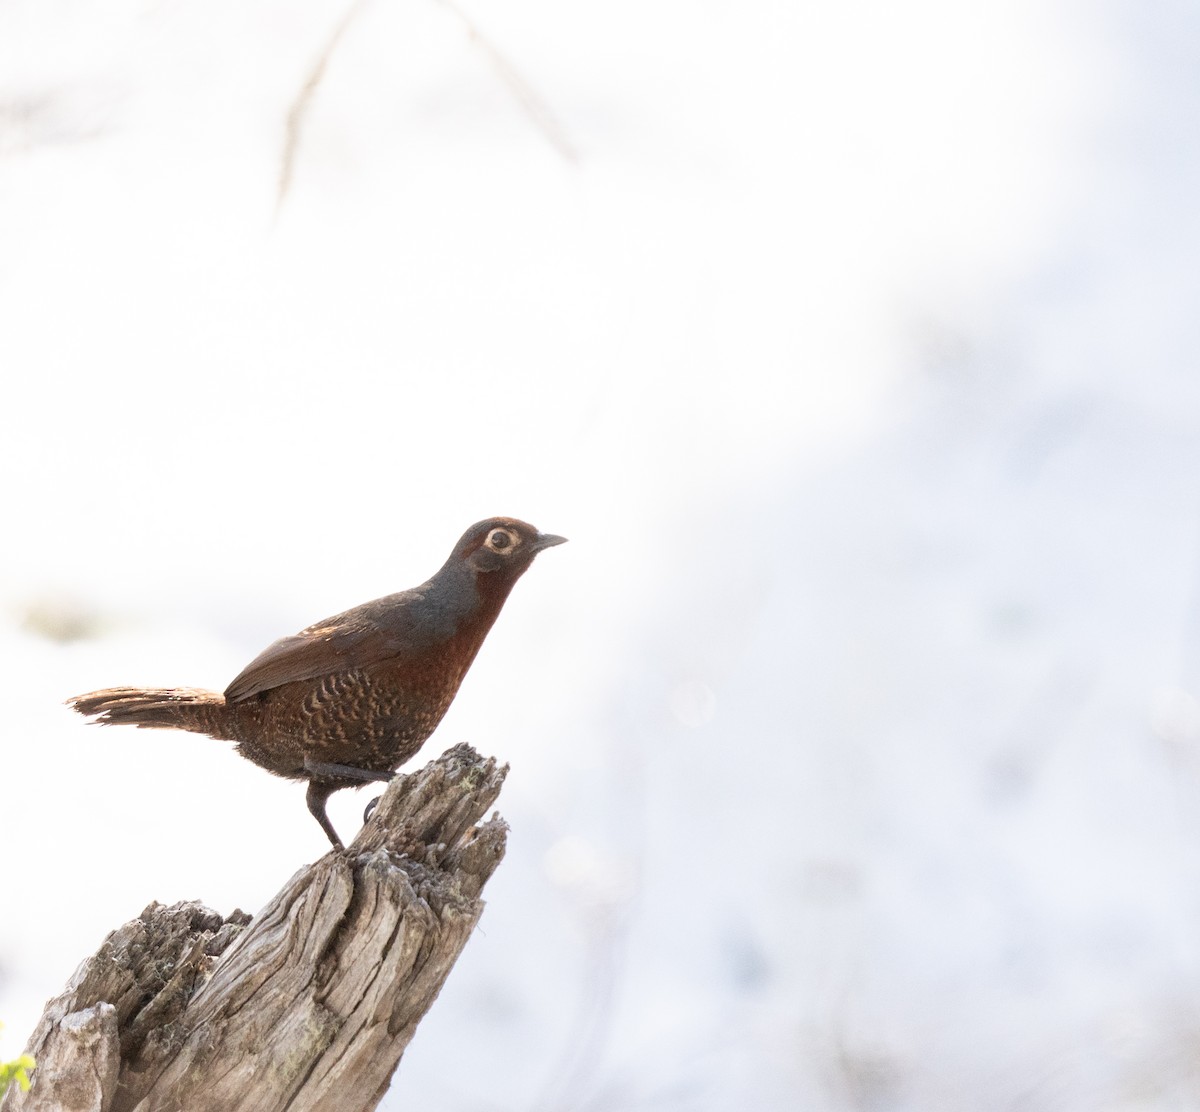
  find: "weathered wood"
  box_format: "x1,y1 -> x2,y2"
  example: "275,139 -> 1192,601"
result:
3,744 -> 508,1112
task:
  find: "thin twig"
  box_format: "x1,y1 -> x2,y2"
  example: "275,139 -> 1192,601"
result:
277,0 -> 371,213
276,0 -> 578,212
436,0 -> 580,165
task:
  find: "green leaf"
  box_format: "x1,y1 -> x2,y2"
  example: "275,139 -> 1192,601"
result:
0,1053 -> 37,1096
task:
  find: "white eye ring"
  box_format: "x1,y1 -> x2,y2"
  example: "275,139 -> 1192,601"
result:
488,528 -> 517,551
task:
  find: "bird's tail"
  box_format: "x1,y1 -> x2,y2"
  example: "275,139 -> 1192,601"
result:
69,687 -> 237,741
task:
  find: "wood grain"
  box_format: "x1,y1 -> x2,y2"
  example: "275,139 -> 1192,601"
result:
3,744 -> 508,1112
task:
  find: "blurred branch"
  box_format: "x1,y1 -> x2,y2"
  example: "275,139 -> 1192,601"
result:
2,745 -> 508,1112
436,0 -> 579,165
277,0 -> 577,211
278,0 -> 370,212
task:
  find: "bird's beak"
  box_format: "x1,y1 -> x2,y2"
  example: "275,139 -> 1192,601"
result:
533,532 -> 568,551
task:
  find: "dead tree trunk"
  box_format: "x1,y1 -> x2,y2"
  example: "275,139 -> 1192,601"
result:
3,743 -> 508,1112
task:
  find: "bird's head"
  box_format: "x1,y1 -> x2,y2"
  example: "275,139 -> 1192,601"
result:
450,517 -> 567,579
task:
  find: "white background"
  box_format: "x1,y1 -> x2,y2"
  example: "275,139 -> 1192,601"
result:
2,0 -> 1200,1108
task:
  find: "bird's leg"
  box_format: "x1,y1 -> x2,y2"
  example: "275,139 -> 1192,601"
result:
305,780 -> 346,850
303,759 -> 397,849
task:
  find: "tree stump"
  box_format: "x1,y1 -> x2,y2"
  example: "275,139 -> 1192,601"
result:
3,743 -> 508,1112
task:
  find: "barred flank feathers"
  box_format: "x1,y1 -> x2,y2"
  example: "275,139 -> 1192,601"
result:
68,687 -> 235,740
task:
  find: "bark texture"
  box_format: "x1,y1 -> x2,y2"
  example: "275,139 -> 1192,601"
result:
3,743 -> 508,1112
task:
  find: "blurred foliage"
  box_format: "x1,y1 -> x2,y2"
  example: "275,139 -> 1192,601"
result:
0,1021 -> 34,1096
18,594 -> 104,643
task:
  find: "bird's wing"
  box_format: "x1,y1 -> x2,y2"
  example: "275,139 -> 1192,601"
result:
224,600 -> 416,703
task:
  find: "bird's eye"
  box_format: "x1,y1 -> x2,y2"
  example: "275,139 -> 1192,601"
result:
488,529 -> 514,550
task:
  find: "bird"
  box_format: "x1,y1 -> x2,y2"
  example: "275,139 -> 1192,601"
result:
69,517 -> 566,849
